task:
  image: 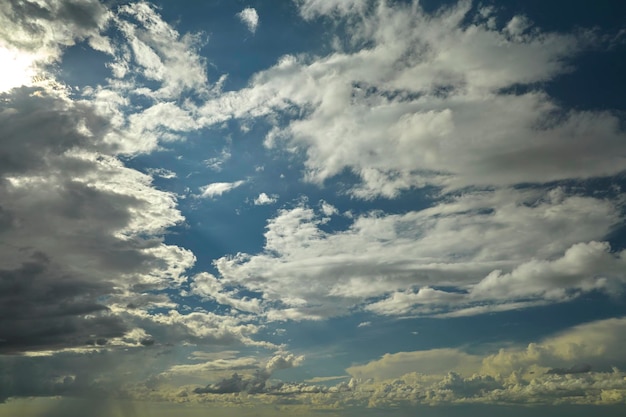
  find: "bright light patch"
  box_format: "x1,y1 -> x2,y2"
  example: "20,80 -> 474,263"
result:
0,45 -> 39,92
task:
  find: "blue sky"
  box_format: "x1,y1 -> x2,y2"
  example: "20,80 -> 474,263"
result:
1,0 -> 626,415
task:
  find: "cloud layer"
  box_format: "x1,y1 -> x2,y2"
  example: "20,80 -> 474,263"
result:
1,0 -> 625,413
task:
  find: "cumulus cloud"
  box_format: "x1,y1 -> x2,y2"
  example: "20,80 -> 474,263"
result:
199,181 -> 245,198
340,318 -> 626,407
347,349 -> 483,380
194,353 -> 304,394
213,188 -> 624,320
358,369 -> 626,407
237,7 -> 259,34
111,318 -> 626,407
481,317 -> 626,377
0,1 -> 267,402
2,0 -> 625,411
254,192 -> 278,205
0,85 -> 196,354
193,0 -> 626,198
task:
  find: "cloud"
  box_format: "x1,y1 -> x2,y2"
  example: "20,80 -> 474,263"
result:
254,192 -> 278,205
118,318 -> 626,407
359,369 -> 626,407
199,181 -> 245,198
347,349 -> 484,380
146,167 -> 177,179
481,317 -> 626,377
76,1 -> 217,156
237,7 -> 259,34
193,0 -> 625,198
0,0 -> 111,68
204,148 -> 231,171
0,0 -> 264,389
194,353 -> 304,394
319,200 -> 338,216
112,2 -> 209,99
2,0 -> 625,411
213,187 -> 624,320
114,308 -> 273,350
189,272 -> 263,313
340,318 -> 626,407
165,355 -> 259,378
0,85 -> 197,354
367,238 -> 626,317
296,0 -> 367,20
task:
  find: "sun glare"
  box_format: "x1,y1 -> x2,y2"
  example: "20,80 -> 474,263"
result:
0,45 -> 39,93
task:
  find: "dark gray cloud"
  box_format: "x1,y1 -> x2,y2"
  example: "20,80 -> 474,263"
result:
0,344 -> 175,404
0,86 -> 187,354
0,87 -> 111,175
0,251 -> 126,353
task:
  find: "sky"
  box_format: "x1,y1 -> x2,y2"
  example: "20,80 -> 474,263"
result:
1,0 -> 626,416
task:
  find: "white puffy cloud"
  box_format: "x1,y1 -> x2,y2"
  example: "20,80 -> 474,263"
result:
341,318 -> 626,407
347,349 -> 484,380
237,7 -> 259,34
481,317 -> 626,377
199,181 -> 246,198
254,192 -> 278,205
214,187 -> 624,320
109,318 -> 626,407
76,1 -> 218,156
469,241 -> 626,302
192,0 -> 625,198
